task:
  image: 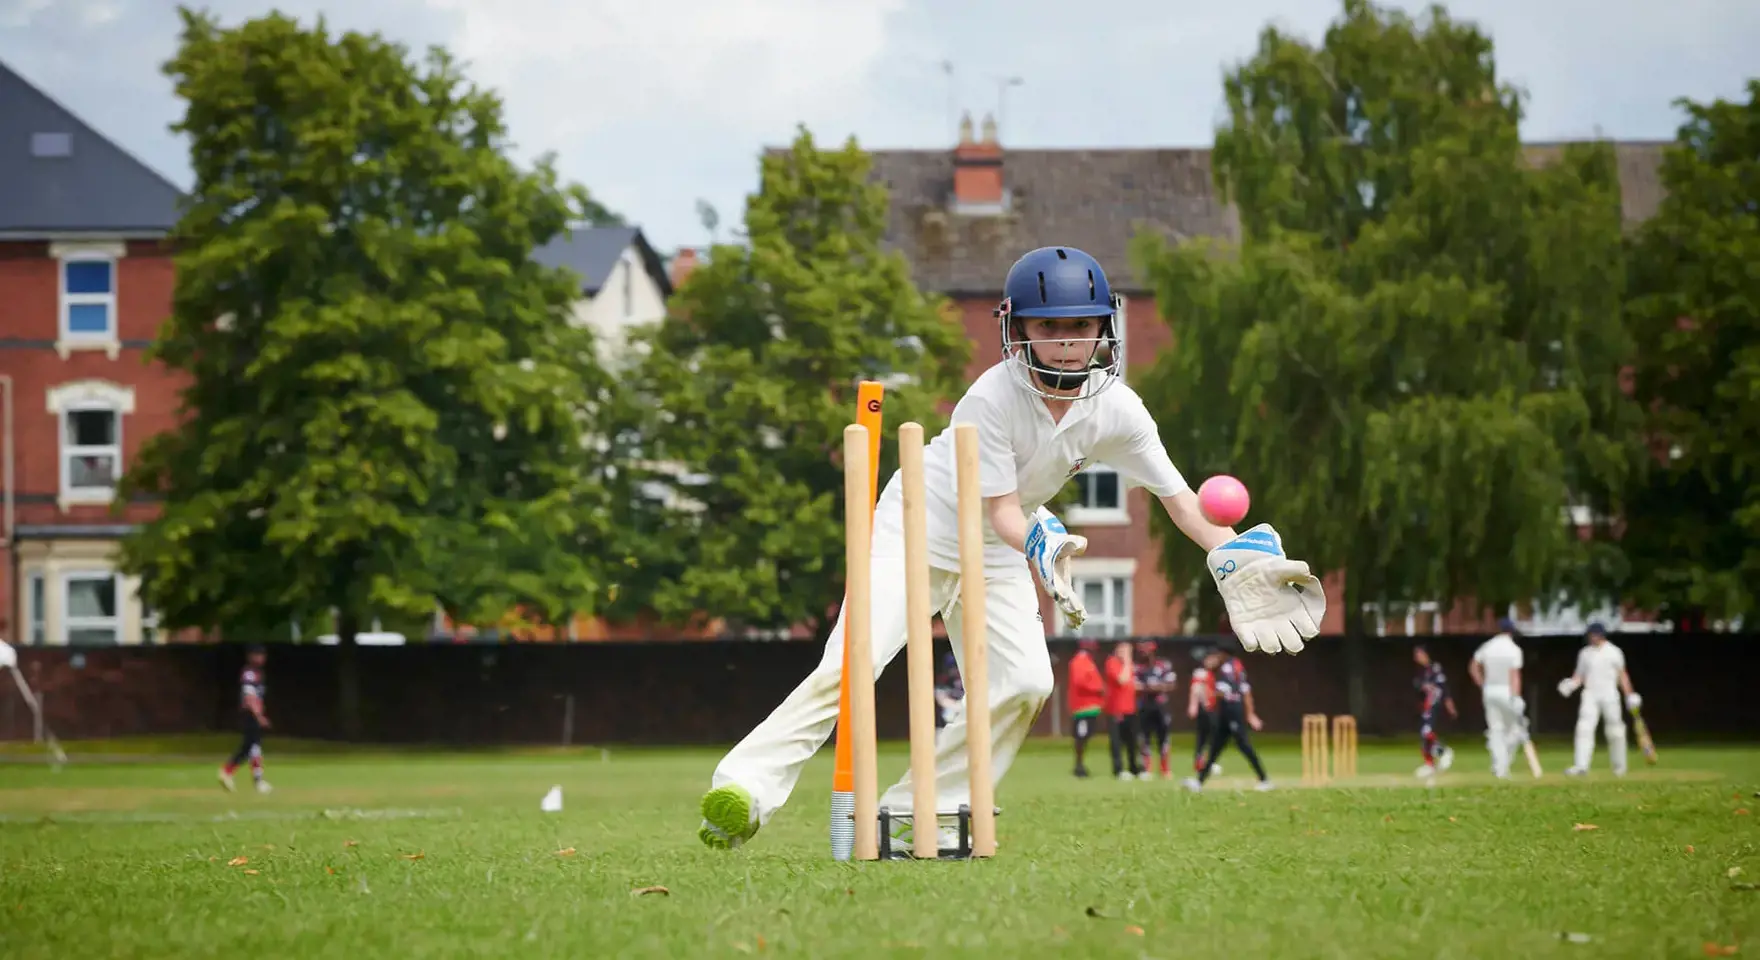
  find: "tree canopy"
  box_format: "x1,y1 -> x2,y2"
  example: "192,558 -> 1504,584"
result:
1132,0 -> 1638,633
601,127 -> 971,636
120,9 -> 614,663
1620,80 -> 1760,626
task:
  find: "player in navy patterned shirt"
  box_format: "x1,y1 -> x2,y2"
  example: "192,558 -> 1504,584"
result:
1133,641 -> 1178,780
1182,641 -> 1273,792
1413,644 -> 1458,778
218,645 -> 272,794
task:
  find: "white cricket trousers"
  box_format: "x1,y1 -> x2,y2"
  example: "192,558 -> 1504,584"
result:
710,502 -> 1054,827
1480,689 -> 1526,777
1573,690 -> 1628,773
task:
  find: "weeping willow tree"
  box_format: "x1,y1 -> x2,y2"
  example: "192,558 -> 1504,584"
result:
1133,0 -> 1638,673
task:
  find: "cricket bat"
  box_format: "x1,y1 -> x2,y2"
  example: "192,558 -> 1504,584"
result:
1520,739 -> 1541,777
1630,705 -> 1658,765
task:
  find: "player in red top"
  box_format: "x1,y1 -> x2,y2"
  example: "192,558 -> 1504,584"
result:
1101,641 -> 1143,780
1182,641 -> 1273,792
218,645 -> 271,795
1065,639 -> 1105,778
1186,646 -> 1222,777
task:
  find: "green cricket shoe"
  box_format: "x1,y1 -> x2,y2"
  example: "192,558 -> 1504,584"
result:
698,784 -> 759,850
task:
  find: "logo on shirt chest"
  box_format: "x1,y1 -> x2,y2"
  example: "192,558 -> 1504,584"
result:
1065,457 -> 1087,478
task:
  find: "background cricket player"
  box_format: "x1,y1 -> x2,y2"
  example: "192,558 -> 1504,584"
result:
933,653 -> 964,749
1134,640 -> 1177,780
1559,621 -> 1644,776
218,645 -> 271,794
1182,641 -> 1272,792
1066,639 -> 1104,778
1187,646 -> 1221,777
1103,641 -> 1143,780
1413,644 -> 1458,778
1469,618 -> 1529,778
697,245 -> 1326,850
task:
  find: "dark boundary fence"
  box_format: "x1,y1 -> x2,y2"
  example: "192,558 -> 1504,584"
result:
1,633 -> 1752,745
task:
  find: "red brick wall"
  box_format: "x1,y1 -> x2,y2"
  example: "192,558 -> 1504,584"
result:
0,240 -> 185,638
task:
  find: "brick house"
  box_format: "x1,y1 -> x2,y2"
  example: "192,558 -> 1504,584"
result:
0,60 -> 186,647
865,112 -> 1671,640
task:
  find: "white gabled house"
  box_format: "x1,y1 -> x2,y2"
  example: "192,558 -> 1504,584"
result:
532,225 -> 673,364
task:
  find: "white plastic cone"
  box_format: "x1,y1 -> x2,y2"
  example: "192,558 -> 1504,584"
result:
540,785 -> 563,813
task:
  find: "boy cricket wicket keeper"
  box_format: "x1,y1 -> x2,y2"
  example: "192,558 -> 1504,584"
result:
698,245 -> 1326,851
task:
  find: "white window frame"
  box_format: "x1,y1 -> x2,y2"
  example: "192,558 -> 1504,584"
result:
26,571 -> 46,646
46,379 -> 136,510
51,240 -> 125,359
1067,464 -> 1130,526
1063,557 -> 1136,638
62,570 -> 121,645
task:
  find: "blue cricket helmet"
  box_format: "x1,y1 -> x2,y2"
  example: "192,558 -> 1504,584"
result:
993,245 -> 1125,398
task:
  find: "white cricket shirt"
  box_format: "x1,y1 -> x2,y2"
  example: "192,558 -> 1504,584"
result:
1575,641 -> 1627,694
872,361 -> 1190,576
1471,632 -> 1524,692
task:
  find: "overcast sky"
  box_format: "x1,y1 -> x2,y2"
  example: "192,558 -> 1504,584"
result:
3,0 -> 1755,253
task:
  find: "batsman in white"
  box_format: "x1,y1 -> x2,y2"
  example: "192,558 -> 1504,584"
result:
1558,621 -> 1642,776
697,245 -> 1327,850
1468,617 -> 1529,778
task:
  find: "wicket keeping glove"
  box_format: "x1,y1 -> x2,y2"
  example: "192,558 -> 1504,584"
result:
1206,524 -> 1324,654
1027,506 -> 1088,629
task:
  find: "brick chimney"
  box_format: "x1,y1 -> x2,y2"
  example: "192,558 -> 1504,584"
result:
669,247 -> 700,289
951,110 -> 1006,213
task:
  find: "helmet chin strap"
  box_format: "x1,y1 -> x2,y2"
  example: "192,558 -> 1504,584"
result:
1027,342 -> 1092,392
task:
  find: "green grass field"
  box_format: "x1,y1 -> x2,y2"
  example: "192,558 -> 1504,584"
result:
1,734 -> 1756,958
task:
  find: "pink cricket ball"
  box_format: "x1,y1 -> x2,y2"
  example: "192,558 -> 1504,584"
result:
1197,475 -> 1250,526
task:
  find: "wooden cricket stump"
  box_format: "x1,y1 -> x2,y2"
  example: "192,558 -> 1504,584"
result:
842,420 -> 998,861
1301,713 -> 1330,786
1331,715 -> 1357,779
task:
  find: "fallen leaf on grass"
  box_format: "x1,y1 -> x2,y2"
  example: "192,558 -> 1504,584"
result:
401,852 -> 424,861
227,857 -> 249,867
243,870 -> 260,876
555,848 -> 576,857
1448,817 -> 1458,823
632,886 -> 669,896
1731,868 -> 1746,879
1688,846 -> 1697,854
1573,824 -> 1599,832
343,840 -> 359,848
1702,943 -> 1737,956
326,867 -> 336,875
1737,809 -> 1750,816
1124,925 -> 1144,936
1383,815 -> 1394,823
757,935 -> 767,950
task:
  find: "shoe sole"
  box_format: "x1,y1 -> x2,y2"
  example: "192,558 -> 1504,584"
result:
698,785 -> 756,850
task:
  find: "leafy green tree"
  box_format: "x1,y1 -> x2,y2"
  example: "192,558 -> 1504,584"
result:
1621,80 -> 1760,626
1131,0 -> 1638,659
603,127 -> 972,637
120,8 -> 614,735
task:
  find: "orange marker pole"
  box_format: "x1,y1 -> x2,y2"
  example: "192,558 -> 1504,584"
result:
831,381 -> 885,860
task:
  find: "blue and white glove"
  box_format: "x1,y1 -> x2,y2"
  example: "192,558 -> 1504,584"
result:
1206,523 -> 1324,654
1027,506 -> 1088,630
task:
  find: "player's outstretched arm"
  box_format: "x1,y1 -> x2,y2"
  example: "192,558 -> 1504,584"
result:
1157,492 -> 1325,655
